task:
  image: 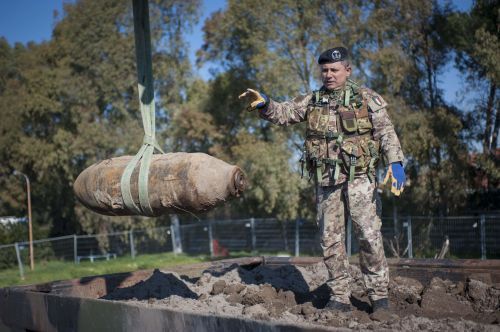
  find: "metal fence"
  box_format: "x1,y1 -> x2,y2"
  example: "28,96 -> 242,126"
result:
0,215 -> 498,278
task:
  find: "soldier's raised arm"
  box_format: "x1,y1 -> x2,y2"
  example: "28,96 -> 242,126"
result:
238,88 -> 310,126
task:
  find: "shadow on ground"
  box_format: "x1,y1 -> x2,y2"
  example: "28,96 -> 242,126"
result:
100,269 -> 197,300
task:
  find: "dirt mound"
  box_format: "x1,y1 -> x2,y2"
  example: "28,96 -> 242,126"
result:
101,269 -> 198,300
466,278 -> 500,312
102,262 -> 500,331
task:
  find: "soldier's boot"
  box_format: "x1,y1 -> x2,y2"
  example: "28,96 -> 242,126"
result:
371,298 -> 389,312
324,298 -> 351,312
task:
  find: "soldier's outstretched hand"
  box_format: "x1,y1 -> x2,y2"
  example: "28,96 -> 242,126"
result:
383,162 -> 406,196
238,88 -> 268,112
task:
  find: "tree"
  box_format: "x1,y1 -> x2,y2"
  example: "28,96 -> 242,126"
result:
444,0 -> 499,204
446,0 -> 499,155
0,0 -> 200,236
363,0 -> 469,215
188,68 -> 311,220
197,0 -> 474,217
196,0 -> 374,220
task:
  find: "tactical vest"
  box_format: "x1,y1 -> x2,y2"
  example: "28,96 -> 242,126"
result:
303,80 -> 380,183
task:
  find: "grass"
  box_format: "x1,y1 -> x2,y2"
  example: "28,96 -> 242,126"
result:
0,252 -> 209,288
0,250 -> 295,288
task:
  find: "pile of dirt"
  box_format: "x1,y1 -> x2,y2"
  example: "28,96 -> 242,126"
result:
102,262 -> 500,331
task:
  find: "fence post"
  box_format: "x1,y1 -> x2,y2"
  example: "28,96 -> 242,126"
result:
170,214 -> 183,254
129,230 -> 136,259
250,218 -> 256,253
480,215 -> 486,260
294,219 -> 300,257
407,216 -> 413,258
14,243 -> 24,279
393,197 -> 399,238
208,220 -> 214,258
73,234 -> 78,264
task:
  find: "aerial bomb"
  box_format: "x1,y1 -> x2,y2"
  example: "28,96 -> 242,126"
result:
74,153 -> 247,216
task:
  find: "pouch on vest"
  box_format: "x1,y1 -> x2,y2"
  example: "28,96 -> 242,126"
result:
340,140 -> 358,181
355,104 -> 373,134
307,106 -> 329,133
305,138 -> 322,172
340,140 -> 358,165
339,110 -> 357,133
340,139 -> 380,176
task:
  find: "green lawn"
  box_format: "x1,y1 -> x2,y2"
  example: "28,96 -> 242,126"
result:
0,252 -> 209,288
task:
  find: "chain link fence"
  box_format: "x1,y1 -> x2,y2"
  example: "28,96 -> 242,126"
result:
1,215 -> 498,278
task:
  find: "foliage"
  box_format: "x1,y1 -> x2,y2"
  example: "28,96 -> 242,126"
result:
0,0 -> 200,236
0,221 -> 50,269
0,0 -> 498,241
198,0 -> 480,216
444,0 -> 499,194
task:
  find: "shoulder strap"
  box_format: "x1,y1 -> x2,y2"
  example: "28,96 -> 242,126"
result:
309,90 -> 321,106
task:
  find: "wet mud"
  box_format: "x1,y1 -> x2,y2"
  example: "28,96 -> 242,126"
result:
103,262 -> 500,331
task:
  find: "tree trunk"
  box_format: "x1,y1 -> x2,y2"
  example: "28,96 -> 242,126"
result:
492,99 -> 499,152
484,82 -> 497,154
424,33 -> 435,111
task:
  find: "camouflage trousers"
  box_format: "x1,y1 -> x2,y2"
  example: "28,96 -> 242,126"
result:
317,175 -> 389,304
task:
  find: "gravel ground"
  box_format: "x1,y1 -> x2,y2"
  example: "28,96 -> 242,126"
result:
102,261 -> 500,331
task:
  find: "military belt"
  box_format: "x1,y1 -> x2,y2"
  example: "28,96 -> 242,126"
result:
306,131 -> 370,141
306,131 -> 340,140
322,158 -> 342,165
341,131 -> 372,139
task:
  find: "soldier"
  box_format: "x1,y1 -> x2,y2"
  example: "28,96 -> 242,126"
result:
239,47 -> 406,313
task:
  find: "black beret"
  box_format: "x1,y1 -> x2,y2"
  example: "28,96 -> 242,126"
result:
318,47 -> 349,64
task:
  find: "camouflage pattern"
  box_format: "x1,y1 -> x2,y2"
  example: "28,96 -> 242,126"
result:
364,89 -> 405,165
259,85 -> 401,303
260,86 -> 404,186
317,177 -> 388,303
259,93 -> 312,126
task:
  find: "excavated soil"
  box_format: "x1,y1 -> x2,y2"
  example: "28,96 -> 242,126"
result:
102,262 -> 500,331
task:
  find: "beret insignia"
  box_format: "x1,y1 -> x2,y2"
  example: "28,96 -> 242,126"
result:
331,50 -> 342,61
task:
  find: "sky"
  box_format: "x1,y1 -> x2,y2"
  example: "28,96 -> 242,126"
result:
0,0 -> 473,105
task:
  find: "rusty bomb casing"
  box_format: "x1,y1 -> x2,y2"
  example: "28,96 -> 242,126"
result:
73,152 -> 247,216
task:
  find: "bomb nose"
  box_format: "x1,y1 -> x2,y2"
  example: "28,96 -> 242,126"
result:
232,168 -> 247,197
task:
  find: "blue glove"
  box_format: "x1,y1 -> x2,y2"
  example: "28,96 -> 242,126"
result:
256,93 -> 269,109
383,162 -> 405,196
391,162 -> 405,189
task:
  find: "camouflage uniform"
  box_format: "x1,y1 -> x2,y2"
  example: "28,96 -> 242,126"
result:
259,82 -> 404,304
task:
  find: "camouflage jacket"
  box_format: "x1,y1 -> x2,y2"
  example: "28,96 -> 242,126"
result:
258,86 -> 404,186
